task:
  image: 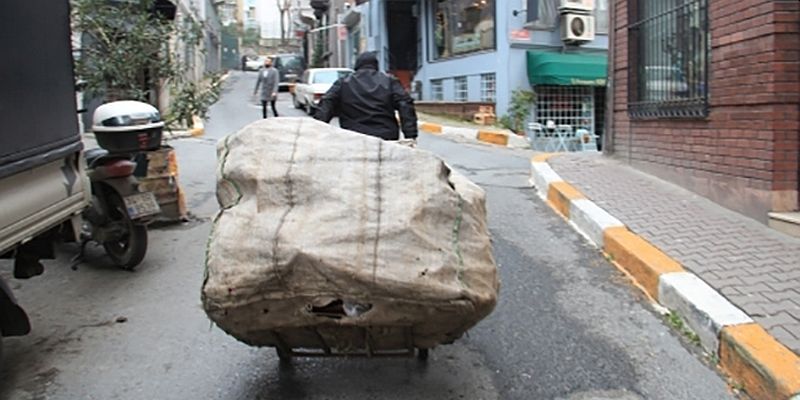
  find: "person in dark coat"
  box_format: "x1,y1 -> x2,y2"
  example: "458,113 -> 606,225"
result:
314,52 -> 418,141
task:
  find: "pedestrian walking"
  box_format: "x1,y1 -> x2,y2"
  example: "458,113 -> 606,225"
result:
314,52 -> 418,142
253,57 -> 279,118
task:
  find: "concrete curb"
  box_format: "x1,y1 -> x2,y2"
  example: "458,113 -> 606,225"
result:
164,115 -> 204,140
529,155 -> 800,400
418,121 -> 529,149
189,115 -> 204,137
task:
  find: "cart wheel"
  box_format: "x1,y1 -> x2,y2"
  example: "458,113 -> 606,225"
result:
276,347 -> 292,363
416,348 -> 429,361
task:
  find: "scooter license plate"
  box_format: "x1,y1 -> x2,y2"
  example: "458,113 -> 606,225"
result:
123,192 -> 161,220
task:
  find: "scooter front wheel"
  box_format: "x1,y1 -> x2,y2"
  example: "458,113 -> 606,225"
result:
102,192 -> 148,270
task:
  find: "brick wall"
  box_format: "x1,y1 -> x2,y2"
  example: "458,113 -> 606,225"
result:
611,0 -> 800,221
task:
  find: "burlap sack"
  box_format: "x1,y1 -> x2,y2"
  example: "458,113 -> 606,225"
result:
202,118 -> 498,351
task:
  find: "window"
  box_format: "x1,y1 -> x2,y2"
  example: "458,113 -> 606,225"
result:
455,76 -> 468,101
431,79 -> 444,100
595,0 -> 609,34
628,0 -> 709,118
527,0 -> 558,31
534,86 -> 596,136
480,73 -> 496,102
432,0 -> 495,60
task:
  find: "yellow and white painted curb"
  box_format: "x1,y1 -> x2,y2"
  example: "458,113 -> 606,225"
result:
530,154 -> 800,400
418,121 -> 529,149
189,115 -> 205,137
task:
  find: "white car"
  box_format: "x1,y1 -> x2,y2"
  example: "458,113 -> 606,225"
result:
293,68 -> 353,114
245,55 -> 266,71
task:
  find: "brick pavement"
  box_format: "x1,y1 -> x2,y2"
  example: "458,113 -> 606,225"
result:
549,153 -> 800,355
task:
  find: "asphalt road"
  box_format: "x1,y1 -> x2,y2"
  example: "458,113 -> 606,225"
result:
0,71 -> 736,400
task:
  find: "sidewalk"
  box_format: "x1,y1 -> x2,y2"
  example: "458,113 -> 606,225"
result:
534,152 -> 800,400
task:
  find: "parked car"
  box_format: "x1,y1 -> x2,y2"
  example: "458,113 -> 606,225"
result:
244,55 -> 266,71
271,53 -> 305,92
293,68 -> 353,114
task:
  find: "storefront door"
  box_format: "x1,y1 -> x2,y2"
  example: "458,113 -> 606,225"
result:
386,1 -> 418,90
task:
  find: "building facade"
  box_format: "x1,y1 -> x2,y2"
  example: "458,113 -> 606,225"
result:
608,0 -> 800,224
339,0 -> 609,135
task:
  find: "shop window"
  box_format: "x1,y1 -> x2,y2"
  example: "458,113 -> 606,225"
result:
628,0 -> 709,118
480,73 -> 496,102
455,76 -> 468,102
431,79 -> 444,100
432,0 -> 495,60
534,86 -> 596,136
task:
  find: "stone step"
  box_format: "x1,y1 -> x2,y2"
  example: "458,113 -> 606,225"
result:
768,211 -> 800,238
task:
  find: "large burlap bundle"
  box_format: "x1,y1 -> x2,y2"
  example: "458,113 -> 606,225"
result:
203,118 -> 498,350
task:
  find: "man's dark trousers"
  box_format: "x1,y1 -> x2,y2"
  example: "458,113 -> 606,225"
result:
261,99 -> 278,118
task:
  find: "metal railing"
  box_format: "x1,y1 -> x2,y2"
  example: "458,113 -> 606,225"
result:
628,0 -> 709,119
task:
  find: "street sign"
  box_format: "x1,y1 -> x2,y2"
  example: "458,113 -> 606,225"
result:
338,25 -> 347,41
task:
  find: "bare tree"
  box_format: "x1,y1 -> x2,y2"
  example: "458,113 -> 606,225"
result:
277,0 -> 292,42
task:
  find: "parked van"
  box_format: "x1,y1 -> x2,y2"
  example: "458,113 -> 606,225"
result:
1,0 -> 91,356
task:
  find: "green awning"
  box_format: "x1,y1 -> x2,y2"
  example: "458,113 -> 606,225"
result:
526,51 -> 608,86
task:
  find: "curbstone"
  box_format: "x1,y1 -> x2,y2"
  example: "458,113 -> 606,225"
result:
658,272 -> 753,354
603,226 -> 684,299
507,134 -> 530,149
530,155 -> 800,399
569,199 -> 624,248
530,161 -> 562,197
420,122 -> 443,134
189,115 -> 204,137
476,130 -> 509,146
720,323 -> 800,400
547,181 -> 585,219
532,153 -> 557,163
418,120 -> 526,148
442,126 -> 480,141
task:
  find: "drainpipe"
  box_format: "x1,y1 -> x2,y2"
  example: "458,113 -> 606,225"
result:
604,0 -> 616,156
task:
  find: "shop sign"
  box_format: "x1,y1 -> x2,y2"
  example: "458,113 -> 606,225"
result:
510,29 -> 531,41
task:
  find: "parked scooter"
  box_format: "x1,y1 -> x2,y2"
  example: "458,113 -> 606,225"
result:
73,101 -> 163,270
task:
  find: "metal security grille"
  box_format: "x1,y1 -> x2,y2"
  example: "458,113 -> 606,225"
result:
628,0 -> 709,118
455,76 -> 468,101
480,73 -> 496,102
533,85 -> 596,135
431,79 -> 443,101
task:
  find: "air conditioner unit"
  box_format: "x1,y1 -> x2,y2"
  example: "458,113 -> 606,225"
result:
559,0 -> 594,14
561,13 -> 595,43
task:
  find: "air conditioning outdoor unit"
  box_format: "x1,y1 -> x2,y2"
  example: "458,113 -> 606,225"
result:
559,0 -> 594,14
561,13 -> 595,43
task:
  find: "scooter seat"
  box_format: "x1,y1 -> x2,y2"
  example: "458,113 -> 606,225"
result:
84,148 -> 110,167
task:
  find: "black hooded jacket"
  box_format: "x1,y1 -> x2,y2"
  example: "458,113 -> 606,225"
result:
313,52 -> 418,140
